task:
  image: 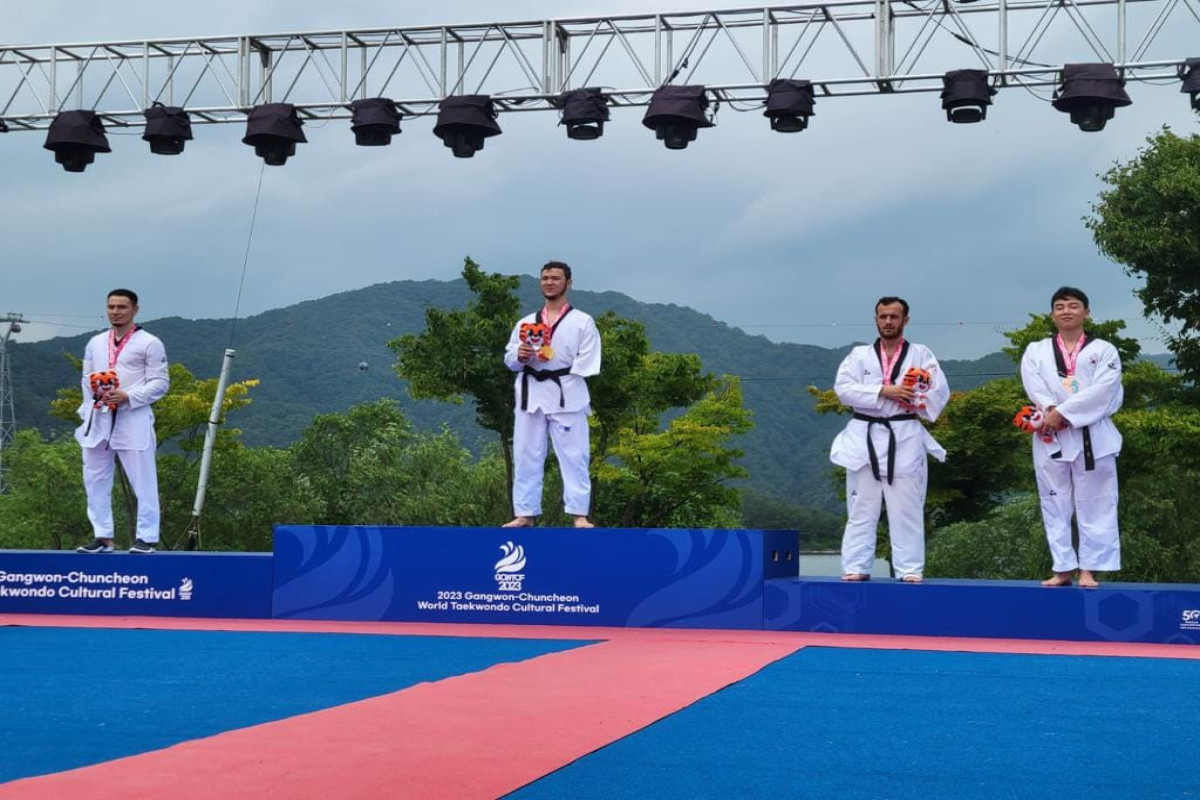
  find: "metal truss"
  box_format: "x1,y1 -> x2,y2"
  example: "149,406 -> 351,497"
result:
0,0 -> 1197,131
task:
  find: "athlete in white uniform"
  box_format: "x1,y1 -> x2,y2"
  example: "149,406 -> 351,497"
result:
503,261 -> 601,528
1020,286 -> 1122,588
75,289 -> 170,554
830,297 -> 949,582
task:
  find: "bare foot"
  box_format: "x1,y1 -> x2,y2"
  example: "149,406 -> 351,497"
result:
573,516 -> 595,529
900,574 -> 923,583
502,516 -> 535,528
841,573 -> 871,582
1041,572 -> 1073,587
1078,570 -> 1100,588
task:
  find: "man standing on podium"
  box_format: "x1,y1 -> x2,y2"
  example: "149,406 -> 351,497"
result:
503,261 -> 602,529
830,297 -> 949,583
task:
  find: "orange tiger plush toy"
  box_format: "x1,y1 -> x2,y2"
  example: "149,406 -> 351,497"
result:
899,367 -> 931,411
88,370 -> 120,411
1013,404 -> 1055,443
519,321 -> 554,361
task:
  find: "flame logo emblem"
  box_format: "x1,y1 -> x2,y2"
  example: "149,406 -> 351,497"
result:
494,541 -> 526,573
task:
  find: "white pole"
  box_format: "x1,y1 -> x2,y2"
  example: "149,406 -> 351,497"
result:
190,348 -> 236,520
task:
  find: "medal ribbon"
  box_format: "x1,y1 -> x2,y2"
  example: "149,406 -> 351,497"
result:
107,326 -> 137,369
540,303 -> 570,344
1055,332 -> 1086,376
879,339 -> 905,386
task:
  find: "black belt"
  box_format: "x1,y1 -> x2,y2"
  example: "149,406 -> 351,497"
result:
853,412 -> 918,485
1049,426 -> 1095,471
521,366 -> 571,411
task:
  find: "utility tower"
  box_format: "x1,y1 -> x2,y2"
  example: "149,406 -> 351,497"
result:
0,313 -> 28,494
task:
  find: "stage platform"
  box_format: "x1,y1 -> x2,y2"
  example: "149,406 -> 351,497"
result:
1,525 -> 1197,645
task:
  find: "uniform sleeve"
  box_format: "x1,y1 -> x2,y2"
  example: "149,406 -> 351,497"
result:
1058,342 -> 1123,428
80,340 -> 95,399
126,337 -> 170,409
1020,343 -> 1058,411
920,349 -> 950,422
504,321 -> 524,373
833,350 -> 884,410
570,316 -> 601,378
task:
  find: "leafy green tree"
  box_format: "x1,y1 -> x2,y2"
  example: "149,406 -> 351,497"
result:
999,313 -> 1141,366
595,377 -> 752,528
0,431 -> 89,550
389,257 -> 521,492
1087,126 -> 1200,381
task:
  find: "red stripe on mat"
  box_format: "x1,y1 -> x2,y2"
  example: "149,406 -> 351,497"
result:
0,636 -> 801,800
3,613 -> 1197,659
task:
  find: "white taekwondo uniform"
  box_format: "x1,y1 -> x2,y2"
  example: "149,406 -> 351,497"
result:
504,306 -> 601,518
830,340 -> 949,578
1020,336 -> 1123,572
74,326 -> 170,543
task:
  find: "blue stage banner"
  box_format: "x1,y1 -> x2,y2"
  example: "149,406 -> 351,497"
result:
0,551 -> 273,619
765,577 -> 1200,645
273,526 -> 798,629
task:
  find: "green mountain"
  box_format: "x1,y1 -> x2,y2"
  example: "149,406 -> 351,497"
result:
8,278 -> 1019,510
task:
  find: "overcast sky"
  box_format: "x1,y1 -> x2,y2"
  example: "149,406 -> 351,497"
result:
2,0 -> 1197,360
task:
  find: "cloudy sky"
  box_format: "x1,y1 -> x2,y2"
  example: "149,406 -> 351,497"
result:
2,0 -> 1197,360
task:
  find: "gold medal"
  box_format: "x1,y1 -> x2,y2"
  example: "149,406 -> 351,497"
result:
539,345 -> 555,361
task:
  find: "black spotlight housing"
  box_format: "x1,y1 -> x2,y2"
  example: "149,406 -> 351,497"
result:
1180,58 -> 1200,112
433,95 -> 501,158
242,103 -> 307,166
1052,63 -> 1131,132
142,102 -> 193,155
764,79 -> 816,133
350,97 -> 402,146
43,110 -> 111,172
941,69 -> 995,123
558,87 -> 610,140
642,85 -> 713,150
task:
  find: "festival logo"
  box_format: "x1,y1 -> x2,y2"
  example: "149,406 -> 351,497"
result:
1182,609 -> 1200,631
494,541 -> 526,592
179,577 -> 193,601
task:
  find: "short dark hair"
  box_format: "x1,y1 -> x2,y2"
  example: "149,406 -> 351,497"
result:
875,296 -> 909,316
1051,286 -> 1089,309
108,288 -> 139,306
541,261 -> 572,281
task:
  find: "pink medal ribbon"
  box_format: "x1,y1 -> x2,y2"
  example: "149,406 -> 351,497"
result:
107,326 -> 136,369
879,339 -> 905,386
1055,332 -> 1086,394
541,302 -> 570,332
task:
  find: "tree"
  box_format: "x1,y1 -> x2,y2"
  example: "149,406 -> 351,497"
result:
389,257 -> 521,493
0,431 -> 89,550
1087,126 -> 1200,381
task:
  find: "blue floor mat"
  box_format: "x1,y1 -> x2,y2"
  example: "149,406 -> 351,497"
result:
509,646 -> 1200,800
0,626 -> 591,784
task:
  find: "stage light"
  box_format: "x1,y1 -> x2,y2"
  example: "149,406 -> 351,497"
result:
142,102 -> 193,155
1181,58 -> 1200,112
242,103 -> 307,166
940,69 -> 995,123
764,79 -> 815,133
433,95 -> 501,158
350,97 -> 402,146
558,87 -> 610,140
642,85 -> 713,150
1052,63 -> 1131,132
43,110 -> 111,173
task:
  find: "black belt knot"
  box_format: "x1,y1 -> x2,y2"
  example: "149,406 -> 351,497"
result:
521,366 -> 572,411
853,412 -> 918,484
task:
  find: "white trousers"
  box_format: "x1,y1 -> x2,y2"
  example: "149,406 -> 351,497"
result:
1033,451 -> 1120,572
82,443 -> 161,543
512,409 -> 591,517
841,463 -> 927,578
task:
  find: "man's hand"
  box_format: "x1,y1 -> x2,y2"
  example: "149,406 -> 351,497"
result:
1042,407 -> 1067,432
880,384 -> 915,402
517,343 -> 535,363
102,388 -> 129,406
